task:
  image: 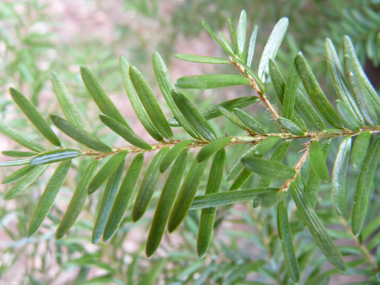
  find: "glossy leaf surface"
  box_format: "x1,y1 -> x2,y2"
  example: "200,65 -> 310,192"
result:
80,66 -> 128,127
2,165 -> 36,184
120,56 -> 163,142
257,140 -> 292,207
92,163 -> 124,244
129,65 -> 173,139
0,123 -> 45,152
277,200 -> 300,283
325,38 -> 363,123
246,25 -> 258,67
2,151 -> 36,157
28,161 -> 71,236
352,136 -> 380,236
132,147 -> 170,222
160,140 -> 192,172
269,59 -> 323,130
0,159 -> 30,167
168,96 -> 259,127
196,137 -> 231,162
153,52 -> 201,139
56,161 -> 98,239
305,139 -> 331,208
168,158 -> 209,232
227,136 -> 280,181
190,188 -> 279,209
218,106 -> 248,130
4,164 -> 48,200
242,156 -> 295,180
174,54 -> 230,64
331,137 -> 352,215
343,36 -> 379,126
176,74 -> 249,89
258,17 -> 289,81
336,100 -> 361,132
201,20 -> 235,57
30,149 -> 81,165
197,149 -> 225,258
351,131 -> 371,169
146,150 -> 189,257
10,88 -> 61,146
309,141 -> 330,182
282,60 -> 300,119
172,90 -> 217,141
103,153 -> 144,242
100,114 -> 152,150
51,71 -> 87,131
234,108 -> 267,134
88,151 -> 128,194
51,115 -> 112,153
290,182 -> 347,271
296,53 -> 344,129
236,10 -> 247,57
278,117 -> 305,136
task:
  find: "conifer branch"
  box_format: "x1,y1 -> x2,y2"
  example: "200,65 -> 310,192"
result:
78,127 -> 380,161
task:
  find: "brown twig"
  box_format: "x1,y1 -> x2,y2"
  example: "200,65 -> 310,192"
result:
278,142 -> 310,192
230,57 -> 281,125
76,127 -> 380,161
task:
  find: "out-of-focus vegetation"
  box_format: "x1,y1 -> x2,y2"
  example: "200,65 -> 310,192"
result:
1,1 -> 380,284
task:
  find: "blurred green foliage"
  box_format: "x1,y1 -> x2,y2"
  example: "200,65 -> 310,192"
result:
1,0 -> 380,284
